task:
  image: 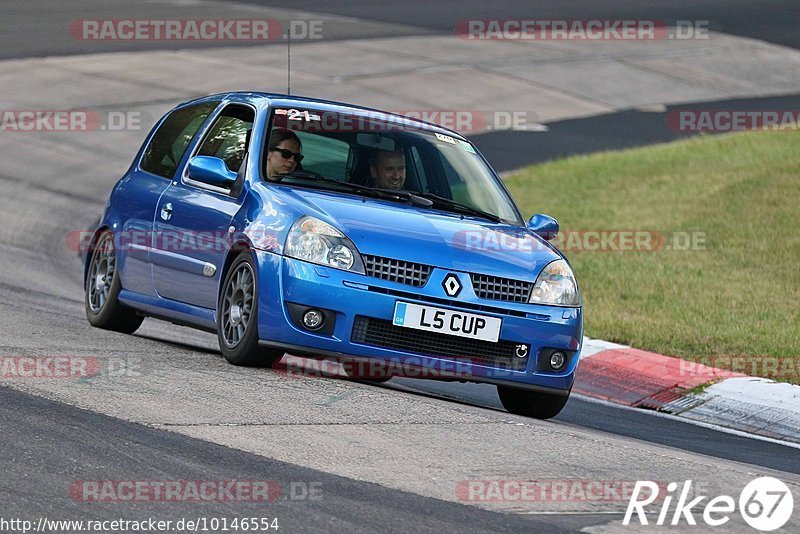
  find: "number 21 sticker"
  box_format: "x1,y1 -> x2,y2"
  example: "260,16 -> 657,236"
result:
274,109 -> 321,121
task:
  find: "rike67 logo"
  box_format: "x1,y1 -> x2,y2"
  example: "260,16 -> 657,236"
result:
624,477 -> 794,531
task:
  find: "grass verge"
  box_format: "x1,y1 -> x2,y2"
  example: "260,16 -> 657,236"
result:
505,131 -> 800,382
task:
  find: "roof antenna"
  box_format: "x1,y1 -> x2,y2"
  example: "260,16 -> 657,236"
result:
286,22 -> 291,95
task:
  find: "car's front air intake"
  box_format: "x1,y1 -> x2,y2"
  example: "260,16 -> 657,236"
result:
362,255 -> 432,287
470,273 -> 533,303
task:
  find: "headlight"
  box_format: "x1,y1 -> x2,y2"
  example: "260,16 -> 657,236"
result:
285,216 -> 365,273
528,259 -> 580,306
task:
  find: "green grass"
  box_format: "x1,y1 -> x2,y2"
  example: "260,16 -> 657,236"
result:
504,131 -> 800,381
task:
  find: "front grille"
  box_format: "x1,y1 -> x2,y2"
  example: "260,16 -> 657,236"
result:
351,316 -> 528,371
471,273 -> 533,303
363,255 -> 432,287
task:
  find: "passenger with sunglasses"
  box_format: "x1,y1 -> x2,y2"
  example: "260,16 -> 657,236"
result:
266,128 -> 303,181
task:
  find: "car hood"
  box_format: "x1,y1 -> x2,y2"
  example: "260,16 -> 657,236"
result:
272,187 -> 562,280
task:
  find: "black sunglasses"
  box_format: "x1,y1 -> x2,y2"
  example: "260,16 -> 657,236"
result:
270,146 -> 304,163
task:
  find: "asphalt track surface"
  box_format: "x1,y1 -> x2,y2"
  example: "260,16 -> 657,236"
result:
389,380 -> 800,476
0,386 -> 577,532
228,0 -> 800,50
3,0 -> 799,59
2,2 -> 800,532
475,92 -> 800,172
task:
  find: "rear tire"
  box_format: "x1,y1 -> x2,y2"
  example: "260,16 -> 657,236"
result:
85,230 -> 144,334
217,252 -> 283,367
497,385 -> 570,420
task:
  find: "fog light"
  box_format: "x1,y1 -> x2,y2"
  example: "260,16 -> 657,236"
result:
302,309 -> 324,330
549,351 -> 567,371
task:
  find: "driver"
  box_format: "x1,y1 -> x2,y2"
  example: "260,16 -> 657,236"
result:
266,129 -> 303,181
369,149 -> 406,190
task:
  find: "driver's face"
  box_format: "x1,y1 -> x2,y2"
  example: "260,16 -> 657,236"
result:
267,139 -> 301,180
371,151 -> 406,189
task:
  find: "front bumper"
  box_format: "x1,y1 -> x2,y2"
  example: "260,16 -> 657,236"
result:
256,251 -> 583,392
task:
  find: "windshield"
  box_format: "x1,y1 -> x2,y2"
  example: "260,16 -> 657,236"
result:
263,107 -> 523,225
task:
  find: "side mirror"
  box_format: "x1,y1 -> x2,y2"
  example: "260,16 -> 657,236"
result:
528,213 -> 559,241
187,156 -> 237,187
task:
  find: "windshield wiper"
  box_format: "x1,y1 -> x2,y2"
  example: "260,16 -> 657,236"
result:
276,171 -> 433,207
276,171 -> 385,198
416,192 -> 503,223
369,187 -> 433,207
275,170 -> 358,189
277,173 -> 502,221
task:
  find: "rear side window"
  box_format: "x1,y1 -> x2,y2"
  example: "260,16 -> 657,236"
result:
140,102 -> 219,178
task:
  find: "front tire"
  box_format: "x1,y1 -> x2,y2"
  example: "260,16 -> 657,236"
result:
497,385 -> 570,420
85,230 -> 144,334
217,252 -> 282,367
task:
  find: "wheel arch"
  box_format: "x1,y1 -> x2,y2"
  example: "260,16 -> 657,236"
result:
217,239 -> 256,304
83,225 -> 112,287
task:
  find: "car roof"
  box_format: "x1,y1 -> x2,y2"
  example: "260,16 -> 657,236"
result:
181,91 -> 470,141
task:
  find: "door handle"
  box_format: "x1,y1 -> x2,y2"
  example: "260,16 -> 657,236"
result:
160,202 -> 173,221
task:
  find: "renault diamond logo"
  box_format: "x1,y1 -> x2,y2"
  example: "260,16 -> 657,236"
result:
442,274 -> 462,297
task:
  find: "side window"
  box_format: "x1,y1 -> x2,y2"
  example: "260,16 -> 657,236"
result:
294,132 -> 350,179
140,102 -> 218,179
196,105 -> 255,174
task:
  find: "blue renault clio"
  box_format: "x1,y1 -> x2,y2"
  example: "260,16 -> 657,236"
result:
84,92 -> 583,419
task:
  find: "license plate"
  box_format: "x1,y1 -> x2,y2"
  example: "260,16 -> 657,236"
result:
392,302 -> 501,342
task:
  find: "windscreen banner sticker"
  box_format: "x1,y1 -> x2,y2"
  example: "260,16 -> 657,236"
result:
435,132 -> 457,144
459,140 -> 476,153
274,108 -> 321,122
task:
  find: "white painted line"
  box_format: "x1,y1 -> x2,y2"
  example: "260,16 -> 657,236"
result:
702,377 -> 800,412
